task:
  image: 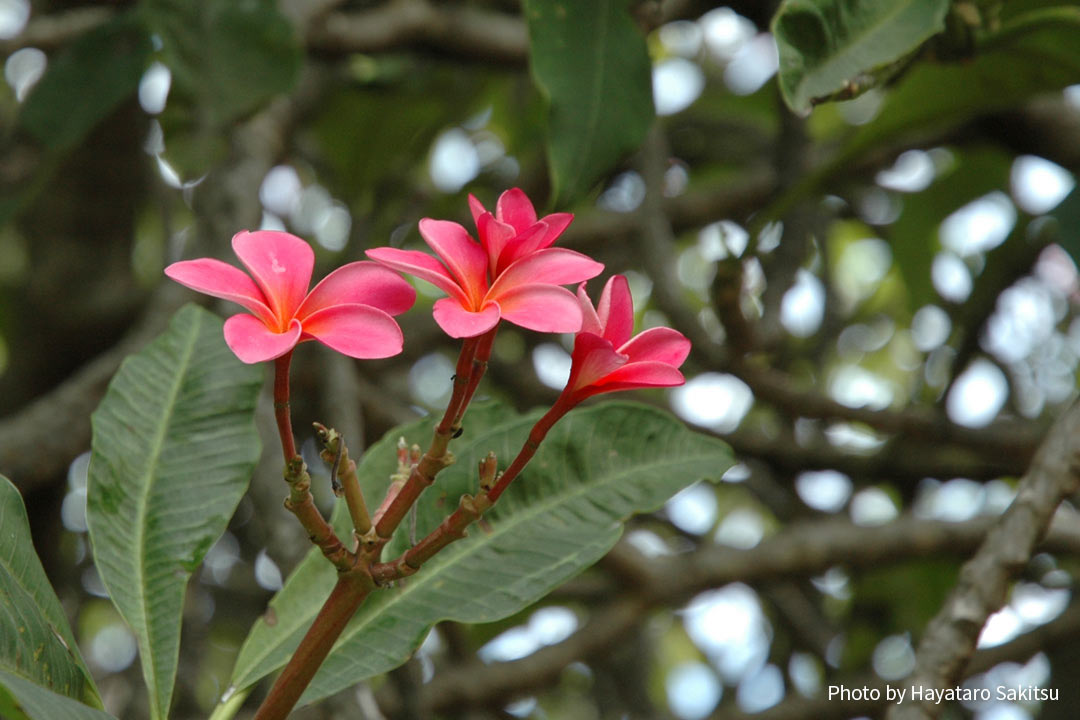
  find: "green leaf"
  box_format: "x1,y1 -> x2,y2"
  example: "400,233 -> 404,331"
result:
143,0 -> 302,126
87,304 -> 263,720
841,14 -> 1080,164
221,401 -> 732,707
18,12 -> 152,151
0,476 -> 101,707
772,0 -> 950,113
760,12 -> 1080,228
524,0 -> 654,207
0,670 -> 116,720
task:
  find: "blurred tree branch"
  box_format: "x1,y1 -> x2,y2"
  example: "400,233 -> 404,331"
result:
890,398 -> 1080,720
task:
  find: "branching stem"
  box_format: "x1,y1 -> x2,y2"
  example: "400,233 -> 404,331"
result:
375,398 -> 574,582
372,328 -> 497,549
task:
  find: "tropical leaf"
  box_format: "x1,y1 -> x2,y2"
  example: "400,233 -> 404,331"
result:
0,476 -> 101,707
0,670 -> 116,720
18,12 -> 152,151
840,13 -> 1080,163
221,400 -> 732,708
760,12 -> 1080,228
524,0 -> 654,206
87,304 -> 263,720
143,0 -> 302,126
772,0 -> 950,113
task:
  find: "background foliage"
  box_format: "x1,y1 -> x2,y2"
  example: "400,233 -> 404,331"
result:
3,0 -> 1080,719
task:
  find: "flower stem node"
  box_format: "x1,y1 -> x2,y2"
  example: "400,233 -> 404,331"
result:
434,451 -> 456,473
312,422 -> 372,536
460,492 -> 492,517
284,457 -> 310,492
395,557 -> 420,579
357,527 -> 381,555
313,422 -> 341,456
478,452 -> 498,494
313,423 -> 346,494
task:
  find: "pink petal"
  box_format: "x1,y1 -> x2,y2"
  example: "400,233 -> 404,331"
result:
432,297 -> 501,338
231,231 -> 314,324
567,332 -> 627,391
297,261 -> 415,320
500,214 -> 574,268
495,221 -> 549,272
593,361 -> 686,390
489,248 -> 603,298
494,283 -> 583,334
476,212 -> 516,277
619,327 -> 691,366
576,282 -> 604,336
468,194 -> 488,227
366,247 -> 469,306
164,259 -> 275,326
535,212 -> 573,250
418,219 -> 489,305
495,188 -> 538,233
223,315 -> 302,363
300,304 -> 404,359
598,275 -> 634,348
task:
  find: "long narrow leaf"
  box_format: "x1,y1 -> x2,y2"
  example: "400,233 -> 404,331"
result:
0,476 -> 100,707
0,670 -> 116,720
87,304 -> 262,720
525,0 -> 654,206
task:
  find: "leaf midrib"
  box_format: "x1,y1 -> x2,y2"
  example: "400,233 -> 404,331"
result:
124,312 -> 202,718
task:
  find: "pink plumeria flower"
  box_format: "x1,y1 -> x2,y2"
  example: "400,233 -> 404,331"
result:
467,187 -> 574,278
165,230 -> 415,363
367,190 -> 602,339
560,275 -> 690,403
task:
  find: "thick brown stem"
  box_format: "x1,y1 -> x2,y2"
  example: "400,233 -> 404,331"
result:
253,571 -> 373,720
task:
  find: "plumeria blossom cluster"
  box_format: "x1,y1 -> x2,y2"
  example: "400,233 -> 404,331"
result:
164,187 -> 690,449
164,188 -> 691,719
